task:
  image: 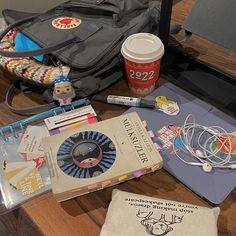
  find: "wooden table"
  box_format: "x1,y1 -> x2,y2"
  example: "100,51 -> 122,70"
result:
0,76 -> 235,236
1,1 -> 236,234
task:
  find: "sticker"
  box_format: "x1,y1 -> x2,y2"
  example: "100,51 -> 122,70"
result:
210,132 -> 236,154
156,124 -> 189,155
156,126 -> 176,150
52,17 -> 81,29
155,96 -> 179,116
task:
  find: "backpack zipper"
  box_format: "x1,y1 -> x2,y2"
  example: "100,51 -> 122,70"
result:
67,1 -> 120,15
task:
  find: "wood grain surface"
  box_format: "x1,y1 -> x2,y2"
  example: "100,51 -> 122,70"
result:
171,0 -> 236,77
0,0 -> 235,235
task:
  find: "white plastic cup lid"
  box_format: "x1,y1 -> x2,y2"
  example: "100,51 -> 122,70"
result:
121,33 -> 164,63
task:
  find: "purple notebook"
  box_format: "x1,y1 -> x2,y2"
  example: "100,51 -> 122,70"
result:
126,83 -> 236,204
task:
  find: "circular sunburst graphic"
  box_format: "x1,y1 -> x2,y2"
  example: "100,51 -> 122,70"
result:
57,131 -> 116,178
52,17 -> 81,29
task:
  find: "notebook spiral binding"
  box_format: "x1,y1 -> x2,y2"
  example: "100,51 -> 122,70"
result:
0,98 -> 89,213
0,98 -> 89,141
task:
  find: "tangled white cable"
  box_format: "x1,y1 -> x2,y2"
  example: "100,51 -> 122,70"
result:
172,114 -> 236,172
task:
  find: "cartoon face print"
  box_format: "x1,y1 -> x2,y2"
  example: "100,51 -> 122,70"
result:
146,221 -> 173,235
72,141 -> 102,168
136,210 -> 183,236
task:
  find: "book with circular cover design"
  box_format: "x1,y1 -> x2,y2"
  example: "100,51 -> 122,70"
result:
43,112 -> 163,202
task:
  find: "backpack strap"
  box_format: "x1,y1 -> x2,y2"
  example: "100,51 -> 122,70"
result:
6,67 -> 123,114
6,80 -> 57,114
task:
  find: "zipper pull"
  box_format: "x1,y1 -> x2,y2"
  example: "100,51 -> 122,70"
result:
51,56 -> 63,76
56,60 -> 63,76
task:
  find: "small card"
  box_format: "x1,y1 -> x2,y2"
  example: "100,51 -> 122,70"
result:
17,126 -> 50,157
44,105 -> 97,131
3,158 -> 45,195
17,168 -> 44,196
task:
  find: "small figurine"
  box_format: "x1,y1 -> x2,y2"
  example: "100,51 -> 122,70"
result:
53,76 -> 76,106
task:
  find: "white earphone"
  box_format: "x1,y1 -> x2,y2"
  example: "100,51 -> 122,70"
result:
171,114 -> 236,172
187,162 -> 212,172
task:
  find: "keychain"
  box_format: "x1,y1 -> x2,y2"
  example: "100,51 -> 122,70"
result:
53,61 -> 75,106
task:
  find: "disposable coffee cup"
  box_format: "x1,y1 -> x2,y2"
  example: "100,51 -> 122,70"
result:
121,33 -> 164,96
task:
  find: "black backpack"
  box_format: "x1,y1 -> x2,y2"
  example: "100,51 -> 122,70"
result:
0,0 -> 162,114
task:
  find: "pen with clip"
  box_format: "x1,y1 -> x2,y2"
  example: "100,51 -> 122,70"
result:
93,94 -> 156,108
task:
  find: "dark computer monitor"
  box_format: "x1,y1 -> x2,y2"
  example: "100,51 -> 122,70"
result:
159,0 -> 236,116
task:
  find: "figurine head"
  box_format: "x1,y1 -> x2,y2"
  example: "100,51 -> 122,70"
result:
53,76 -> 75,100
